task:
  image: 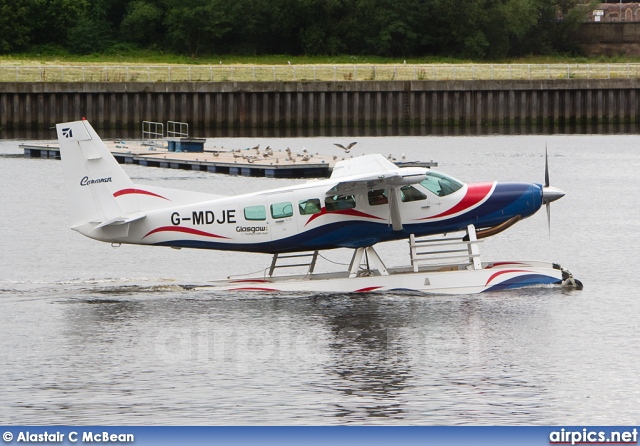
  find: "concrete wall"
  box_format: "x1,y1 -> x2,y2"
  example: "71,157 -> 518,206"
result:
576,22 -> 640,56
1,79 -> 639,133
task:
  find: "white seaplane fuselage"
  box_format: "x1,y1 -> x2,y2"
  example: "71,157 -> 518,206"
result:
56,119 -> 579,294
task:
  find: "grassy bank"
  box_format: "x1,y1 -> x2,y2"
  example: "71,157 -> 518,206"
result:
2,45 -> 640,67
3,47 -> 640,82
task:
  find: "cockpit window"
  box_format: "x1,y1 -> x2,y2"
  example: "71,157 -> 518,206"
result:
299,198 -> 321,215
368,189 -> 388,206
400,185 -> 426,202
325,195 -> 356,212
420,171 -> 463,197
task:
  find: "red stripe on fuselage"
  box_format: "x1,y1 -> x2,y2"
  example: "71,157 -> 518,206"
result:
305,207 -> 384,226
421,182 -> 494,220
142,226 -> 229,239
114,188 -> 170,200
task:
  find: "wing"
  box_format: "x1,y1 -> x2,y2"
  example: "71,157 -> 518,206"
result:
326,154 -> 428,231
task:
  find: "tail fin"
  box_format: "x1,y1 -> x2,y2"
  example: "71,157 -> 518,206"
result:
56,119 -> 135,228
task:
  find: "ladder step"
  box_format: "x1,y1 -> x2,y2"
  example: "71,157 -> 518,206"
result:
415,248 -> 469,255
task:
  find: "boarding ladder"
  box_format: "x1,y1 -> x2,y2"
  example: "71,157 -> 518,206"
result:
409,224 -> 482,272
268,251 -> 319,277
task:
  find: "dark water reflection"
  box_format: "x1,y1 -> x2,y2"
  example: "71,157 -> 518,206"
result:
1,121 -> 639,140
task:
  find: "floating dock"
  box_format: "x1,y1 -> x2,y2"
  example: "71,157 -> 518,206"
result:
21,141 -> 437,178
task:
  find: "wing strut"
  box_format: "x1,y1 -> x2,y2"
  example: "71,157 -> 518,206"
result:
388,187 -> 403,231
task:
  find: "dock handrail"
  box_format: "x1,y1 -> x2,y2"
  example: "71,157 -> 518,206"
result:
142,121 -> 164,147
167,121 -> 189,138
2,64 -> 639,82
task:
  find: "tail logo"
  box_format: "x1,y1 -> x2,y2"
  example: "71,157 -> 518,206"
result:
80,176 -> 112,186
62,128 -> 73,138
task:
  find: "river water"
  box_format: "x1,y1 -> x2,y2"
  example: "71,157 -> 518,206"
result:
0,133 -> 639,425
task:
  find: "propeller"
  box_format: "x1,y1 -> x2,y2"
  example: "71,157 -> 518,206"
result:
542,145 -> 565,235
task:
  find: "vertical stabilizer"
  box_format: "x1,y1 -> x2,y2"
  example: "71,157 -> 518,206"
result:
56,119 -> 134,227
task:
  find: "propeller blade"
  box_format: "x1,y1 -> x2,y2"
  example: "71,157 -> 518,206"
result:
546,202 -> 551,237
544,144 -> 550,188
542,146 -> 564,237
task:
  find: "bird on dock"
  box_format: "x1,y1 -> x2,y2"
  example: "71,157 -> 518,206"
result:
252,144 -> 260,154
334,142 -> 357,153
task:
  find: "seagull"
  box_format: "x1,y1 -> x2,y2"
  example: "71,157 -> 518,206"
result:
251,144 -> 260,154
334,142 -> 358,153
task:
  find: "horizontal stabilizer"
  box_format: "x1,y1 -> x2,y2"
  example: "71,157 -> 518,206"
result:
93,212 -> 146,230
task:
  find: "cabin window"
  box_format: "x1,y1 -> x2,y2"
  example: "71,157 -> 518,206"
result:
325,195 -> 356,212
368,189 -> 388,206
244,205 -> 266,221
299,198 -> 322,215
420,171 -> 463,197
271,202 -> 293,219
400,185 -> 427,202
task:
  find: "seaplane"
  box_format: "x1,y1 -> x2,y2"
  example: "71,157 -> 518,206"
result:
55,119 -> 581,294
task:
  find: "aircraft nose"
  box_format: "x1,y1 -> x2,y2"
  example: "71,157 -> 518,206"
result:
542,185 -> 565,204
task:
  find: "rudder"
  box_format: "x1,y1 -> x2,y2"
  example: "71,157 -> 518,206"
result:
56,119 -> 134,227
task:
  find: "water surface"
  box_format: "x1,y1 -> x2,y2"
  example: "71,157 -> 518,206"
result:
1,134 -> 638,425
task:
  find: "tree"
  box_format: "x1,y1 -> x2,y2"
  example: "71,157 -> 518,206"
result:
65,0 -> 114,54
27,0 -> 90,48
163,0 -> 232,55
0,0 -> 31,53
120,0 -> 164,47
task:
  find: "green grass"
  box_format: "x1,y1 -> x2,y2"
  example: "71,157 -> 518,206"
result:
4,45 -> 640,67
3,46 -> 640,82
